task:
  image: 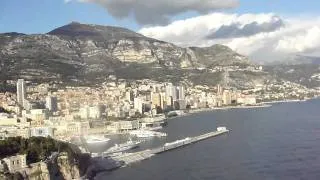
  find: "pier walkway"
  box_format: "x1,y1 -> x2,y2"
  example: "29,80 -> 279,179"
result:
112,128 -> 229,166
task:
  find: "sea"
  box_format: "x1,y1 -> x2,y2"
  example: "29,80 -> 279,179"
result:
95,99 -> 320,180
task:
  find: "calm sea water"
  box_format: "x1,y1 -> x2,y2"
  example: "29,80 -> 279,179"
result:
96,99 -> 320,180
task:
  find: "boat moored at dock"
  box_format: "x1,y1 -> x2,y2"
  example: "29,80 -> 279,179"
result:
163,137 -> 191,150
103,140 -> 141,155
112,127 -> 229,165
217,126 -> 228,132
85,135 -> 111,145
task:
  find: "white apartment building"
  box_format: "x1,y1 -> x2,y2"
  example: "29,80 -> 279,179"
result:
30,127 -> 54,137
16,79 -> 26,107
107,120 -> 139,132
1,154 -> 27,173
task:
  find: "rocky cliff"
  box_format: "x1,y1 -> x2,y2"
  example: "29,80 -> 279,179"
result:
0,151 -> 91,180
47,152 -> 81,180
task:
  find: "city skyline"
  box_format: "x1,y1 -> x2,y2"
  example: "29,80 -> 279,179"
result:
1,0 -> 320,62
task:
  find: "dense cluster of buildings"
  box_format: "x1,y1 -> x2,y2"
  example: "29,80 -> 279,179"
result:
0,77 -> 318,141
0,75 -> 319,176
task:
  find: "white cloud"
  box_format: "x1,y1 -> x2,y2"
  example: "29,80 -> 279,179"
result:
276,26 -> 320,53
139,13 -> 320,62
206,16 -> 284,39
69,0 -> 238,25
139,13 -> 280,47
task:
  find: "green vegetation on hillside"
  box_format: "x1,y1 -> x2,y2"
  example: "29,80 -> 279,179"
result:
0,137 -> 76,164
0,83 -> 15,93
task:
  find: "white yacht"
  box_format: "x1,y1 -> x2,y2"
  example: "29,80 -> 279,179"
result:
217,127 -> 228,132
85,135 -> 110,145
145,126 -> 163,131
164,137 -> 191,147
104,140 -> 140,154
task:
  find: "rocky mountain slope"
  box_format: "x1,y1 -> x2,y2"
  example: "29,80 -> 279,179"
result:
264,64 -> 320,88
267,55 -> 320,65
285,55 -> 320,65
0,22 -> 261,88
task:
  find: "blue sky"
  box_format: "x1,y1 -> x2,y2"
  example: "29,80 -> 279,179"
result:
0,0 -> 138,33
0,0 -> 320,34
236,0 -> 320,15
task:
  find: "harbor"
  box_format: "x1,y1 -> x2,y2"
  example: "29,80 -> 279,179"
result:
110,127 -> 229,166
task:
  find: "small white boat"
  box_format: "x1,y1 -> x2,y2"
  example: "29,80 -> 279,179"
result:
217,127 -> 228,131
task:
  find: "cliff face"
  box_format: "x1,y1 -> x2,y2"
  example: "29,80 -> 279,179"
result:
0,152 -> 89,180
58,158 -> 80,179
47,152 -> 81,180
0,22 -> 253,85
188,45 -> 250,67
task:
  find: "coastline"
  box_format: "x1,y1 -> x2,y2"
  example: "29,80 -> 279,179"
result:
166,104 -> 271,120
80,97 -> 317,178
186,104 -> 271,115
75,98 -> 316,141
100,96 -> 320,180
264,99 -> 308,104
211,104 -> 272,110
167,98 -> 315,120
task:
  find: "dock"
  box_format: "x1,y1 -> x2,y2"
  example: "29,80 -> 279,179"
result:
111,127 -> 229,166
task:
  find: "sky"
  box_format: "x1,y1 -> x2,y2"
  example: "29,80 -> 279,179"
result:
1,0 -> 320,62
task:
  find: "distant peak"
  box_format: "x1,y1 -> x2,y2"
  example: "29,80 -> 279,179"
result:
69,21 -> 81,25
2,32 -> 25,36
210,44 -> 228,48
47,22 -> 151,40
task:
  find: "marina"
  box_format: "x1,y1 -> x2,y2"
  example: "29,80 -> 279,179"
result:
111,127 -> 229,166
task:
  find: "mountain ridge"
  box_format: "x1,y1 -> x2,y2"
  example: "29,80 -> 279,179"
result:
0,22 -> 263,88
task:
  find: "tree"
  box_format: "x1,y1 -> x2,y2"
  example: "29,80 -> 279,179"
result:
0,107 -> 10,113
26,149 -> 39,164
155,106 -> 163,114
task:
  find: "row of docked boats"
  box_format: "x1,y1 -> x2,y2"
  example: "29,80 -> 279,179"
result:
84,129 -> 167,145
84,128 -> 167,157
129,130 -> 167,138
